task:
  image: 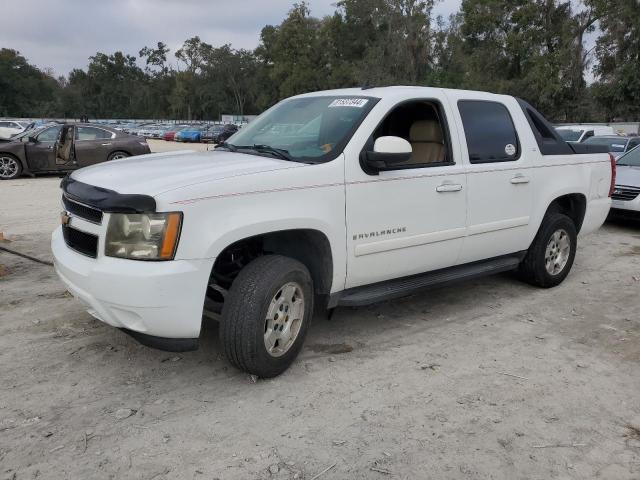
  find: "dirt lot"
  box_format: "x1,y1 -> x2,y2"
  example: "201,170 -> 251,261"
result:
1,152 -> 640,478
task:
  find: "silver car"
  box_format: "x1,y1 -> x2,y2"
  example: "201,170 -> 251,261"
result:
611,146 -> 640,216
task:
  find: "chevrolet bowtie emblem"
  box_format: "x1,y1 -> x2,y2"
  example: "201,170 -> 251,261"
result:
60,211 -> 71,226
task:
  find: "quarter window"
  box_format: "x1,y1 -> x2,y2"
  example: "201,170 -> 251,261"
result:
458,101 -> 520,163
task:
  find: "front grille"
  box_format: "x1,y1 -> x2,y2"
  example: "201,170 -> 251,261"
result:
63,195 -> 103,224
62,225 -> 98,258
612,185 -> 640,202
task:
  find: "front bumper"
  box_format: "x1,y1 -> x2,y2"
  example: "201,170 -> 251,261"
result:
52,226 -> 213,341
611,197 -> 640,213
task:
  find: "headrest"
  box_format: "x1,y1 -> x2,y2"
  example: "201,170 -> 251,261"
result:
410,120 -> 443,143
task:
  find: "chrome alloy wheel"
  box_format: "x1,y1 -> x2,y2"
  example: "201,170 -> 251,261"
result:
264,282 -> 305,357
545,229 -> 571,275
111,153 -> 128,160
0,156 -> 18,179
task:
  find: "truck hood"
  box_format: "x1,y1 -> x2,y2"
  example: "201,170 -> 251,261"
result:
616,165 -> 640,187
70,150 -> 303,196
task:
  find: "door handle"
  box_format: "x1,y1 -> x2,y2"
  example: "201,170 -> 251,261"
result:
436,183 -> 463,193
101,143 -> 112,146
511,174 -> 530,184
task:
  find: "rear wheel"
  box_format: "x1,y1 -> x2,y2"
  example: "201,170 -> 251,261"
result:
107,151 -> 129,161
519,213 -> 577,288
220,255 -> 314,378
0,154 -> 22,180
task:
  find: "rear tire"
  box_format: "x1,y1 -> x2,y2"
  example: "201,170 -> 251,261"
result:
519,213 -> 577,288
220,255 -> 314,378
107,151 -> 129,161
0,154 -> 22,180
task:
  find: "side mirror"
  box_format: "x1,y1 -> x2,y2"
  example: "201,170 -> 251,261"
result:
364,136 -> 412,170
28,136 -> 38,143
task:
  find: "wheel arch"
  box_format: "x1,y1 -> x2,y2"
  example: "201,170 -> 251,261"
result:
210,228 -> 334,296
544,193 -> 587,233
108,149 -> 131,160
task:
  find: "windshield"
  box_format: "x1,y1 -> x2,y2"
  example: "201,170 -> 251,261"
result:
223,95 -> 377,162
617,145 -> 640,167
583,136 -> 628,152
556,129 -> 584,142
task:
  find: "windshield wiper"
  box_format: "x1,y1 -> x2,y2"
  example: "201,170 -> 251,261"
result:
217,142 -> 312,163
249,144 -> 295,162
215,141 -> 237,152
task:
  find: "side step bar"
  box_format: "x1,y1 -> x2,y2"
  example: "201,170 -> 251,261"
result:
330,253 -> 525,308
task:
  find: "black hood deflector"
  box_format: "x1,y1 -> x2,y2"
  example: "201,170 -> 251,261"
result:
61,176 -> 156,213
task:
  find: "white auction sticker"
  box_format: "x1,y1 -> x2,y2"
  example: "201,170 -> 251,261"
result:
505,144 -> 516,156
329,98 -> 369,108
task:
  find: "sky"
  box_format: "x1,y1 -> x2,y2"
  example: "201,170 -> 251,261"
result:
1,0 -> 462,78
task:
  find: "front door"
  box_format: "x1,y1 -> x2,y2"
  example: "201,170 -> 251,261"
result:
448,95 -> 534,264
345,97 -> 468,288
25,125 -> 62,171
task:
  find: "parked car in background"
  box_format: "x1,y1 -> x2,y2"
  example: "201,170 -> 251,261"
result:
582,135 -> 640,158
0,123 -> 150,180
175,125 -> 207,143
556,125 -> 615,143
0,120 -> 28,140
201,124 -> 238,144
610,146 -> 640,217
137,124 -> 169,139
128,122 -> 156,136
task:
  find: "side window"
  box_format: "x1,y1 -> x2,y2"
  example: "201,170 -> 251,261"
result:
368,100 -> 451,170
627,139 -> 639,151
36,126 -> 62,142
458,100 -> 520,163
584,130 -> 594,140
76,127 -> 112,140
0,122 -> 7,128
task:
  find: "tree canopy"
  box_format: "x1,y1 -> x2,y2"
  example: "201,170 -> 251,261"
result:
0,0 -> 637,122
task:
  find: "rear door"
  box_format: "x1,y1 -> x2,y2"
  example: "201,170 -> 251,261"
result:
447,94 -> 534,263
74,126 -> 115,166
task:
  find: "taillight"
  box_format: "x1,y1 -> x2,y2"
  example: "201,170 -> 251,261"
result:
608,154 -> 617,197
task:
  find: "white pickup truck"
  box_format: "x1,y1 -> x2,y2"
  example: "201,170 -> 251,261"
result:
52,87 -> 615,377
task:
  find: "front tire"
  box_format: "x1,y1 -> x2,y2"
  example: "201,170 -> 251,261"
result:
0,154 -> 22,180
519,213 -> 577,288
220,255 -> 314,378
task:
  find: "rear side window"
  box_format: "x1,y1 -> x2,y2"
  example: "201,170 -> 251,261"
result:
458,101 -> 520,163
76,127 -> 112,140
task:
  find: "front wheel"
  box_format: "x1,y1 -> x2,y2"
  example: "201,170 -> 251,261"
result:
0,154 -> 22,180
519,213 -> 577,288
220,255 -> 314,378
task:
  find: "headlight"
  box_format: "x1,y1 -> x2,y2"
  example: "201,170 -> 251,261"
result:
105,212 -> 182,260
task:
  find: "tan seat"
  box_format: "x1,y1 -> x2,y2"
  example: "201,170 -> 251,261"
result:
408,120 -> 446,164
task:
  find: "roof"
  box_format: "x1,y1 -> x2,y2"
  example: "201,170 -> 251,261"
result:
292,85 -> 510,102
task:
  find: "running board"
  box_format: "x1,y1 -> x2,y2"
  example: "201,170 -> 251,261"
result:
331,253 -> 525,308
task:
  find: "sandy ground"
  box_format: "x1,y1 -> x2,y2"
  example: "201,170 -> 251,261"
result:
0,150 -> 639,479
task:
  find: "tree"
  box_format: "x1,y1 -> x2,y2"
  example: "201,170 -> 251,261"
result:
0,49 -> 60,117
592,0 -> 640,121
